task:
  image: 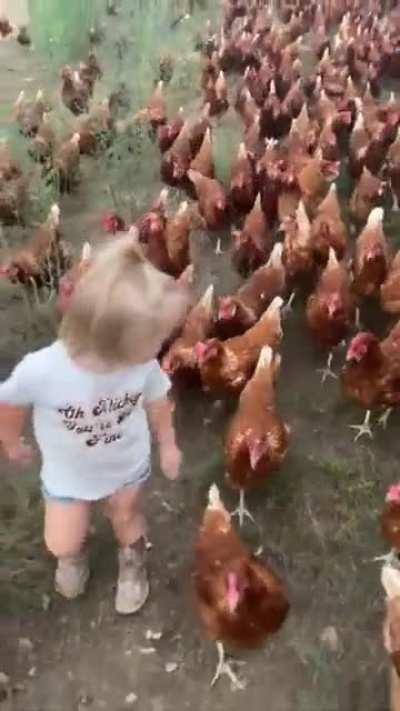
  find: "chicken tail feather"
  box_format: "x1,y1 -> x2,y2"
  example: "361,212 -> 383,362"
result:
81,242 -> 92,263
50,203 -> 61,228
208,483 -> 226,512
367,207 -> 384,229
267,242 -> 283,268
199,284 -> 214,312
255,345 -> 282,376
327,247 -> 339,270
256,345 -> 273,370
382,564 -> 400,599
263,295 -> 284,318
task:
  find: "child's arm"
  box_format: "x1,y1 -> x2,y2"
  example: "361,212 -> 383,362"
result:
0,404 -> 33,463
146,396 -> 182,480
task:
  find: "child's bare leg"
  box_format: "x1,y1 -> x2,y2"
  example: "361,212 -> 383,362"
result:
44,499 -> 91,599
105,484 -> 146,546
105,485 -> 149,615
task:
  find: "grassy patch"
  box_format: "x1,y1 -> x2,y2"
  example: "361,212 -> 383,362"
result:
0,473 -> 51,613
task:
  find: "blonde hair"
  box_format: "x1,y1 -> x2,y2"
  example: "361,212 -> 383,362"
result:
60,234 -> 190,367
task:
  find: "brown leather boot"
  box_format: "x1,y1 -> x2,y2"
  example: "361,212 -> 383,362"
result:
115,538 -> 149,615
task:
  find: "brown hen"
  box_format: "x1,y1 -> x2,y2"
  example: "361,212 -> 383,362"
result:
157,107 -> 184,153
162,285 -> 214,386
188,169 -> 228,230
196,296 -> 283,395
381,484 -> 400,559
352,207 -> 390,298
349,166 -> 385,223
190,128 -> 214,179
194,483 -> 289,688
342,321 -> 400,440
387,128 -> 400,212
311,183 -> 348,264
0,204 -> 71,302
15,89 -> 46,137
306,248 -> 356,381
165,201 -> 199,277
381,252 -> 400,315
382,563 -> 400,710
225,346 -> 290,525
282,200 -> 315,285
229,143 -> 256,214
216,242 -> 286,338
232,193 -> 273,276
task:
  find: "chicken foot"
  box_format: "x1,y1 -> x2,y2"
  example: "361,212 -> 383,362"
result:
355,307 -> 362,330
211,642 -> 246,691
349,409 -> 373,442
215,238 -> 223,255
391,186 -> 399,212
29,277 -> 42,308
372,549 -> 399,567
231,489 -> 256,528
317,352 -> 338,384
379,408 -> 393,430
282,291 -> 295,318
0,227 -> 9,251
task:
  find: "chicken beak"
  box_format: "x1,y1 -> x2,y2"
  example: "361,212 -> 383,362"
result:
218,301 -> 237,321
345,348 -> 361,363
194,342 -> 208,364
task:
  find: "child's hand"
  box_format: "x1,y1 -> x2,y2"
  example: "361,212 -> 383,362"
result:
2,438 -> 34,466
160,440 -> 182,480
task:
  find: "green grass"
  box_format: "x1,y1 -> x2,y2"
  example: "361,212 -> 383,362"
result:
0,473 -> 52,613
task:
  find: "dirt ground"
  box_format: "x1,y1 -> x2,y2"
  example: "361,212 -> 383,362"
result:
0,2 -> 399,710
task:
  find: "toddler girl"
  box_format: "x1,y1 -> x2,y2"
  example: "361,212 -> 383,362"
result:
0,236 -> 189,614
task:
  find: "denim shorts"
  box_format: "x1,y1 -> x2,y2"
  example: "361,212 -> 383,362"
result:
41,466 -> 151,504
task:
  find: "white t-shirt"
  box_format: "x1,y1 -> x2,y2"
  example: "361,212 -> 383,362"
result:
0,341 -> 171,500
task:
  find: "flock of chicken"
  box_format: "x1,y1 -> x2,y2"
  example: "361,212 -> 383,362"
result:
3,0 -> 400,693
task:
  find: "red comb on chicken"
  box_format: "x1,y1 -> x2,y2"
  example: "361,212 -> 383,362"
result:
57,242 -> 92,314
101,211 -> 126,234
